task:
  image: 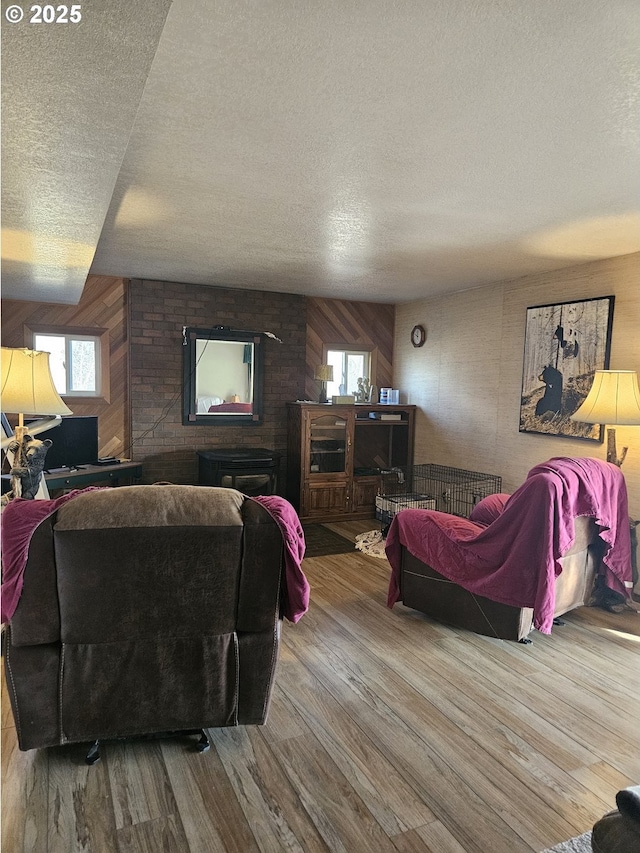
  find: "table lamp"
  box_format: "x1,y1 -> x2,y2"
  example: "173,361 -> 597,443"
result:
314,364 -> 334,404
570,370 -> 640,467
1,347 -> 73,498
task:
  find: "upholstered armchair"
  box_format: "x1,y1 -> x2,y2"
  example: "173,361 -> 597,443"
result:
592,785 -> 640,852
386,457 -> 632,642
2,485 -> 308,758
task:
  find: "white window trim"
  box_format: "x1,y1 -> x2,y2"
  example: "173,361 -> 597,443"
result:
324,344 -> 377,397
25,324 -> 111,404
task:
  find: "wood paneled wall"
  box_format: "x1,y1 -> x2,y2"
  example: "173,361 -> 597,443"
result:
394,252 -> 640,518
1,275 -> 129,458
305,297 -> 395,401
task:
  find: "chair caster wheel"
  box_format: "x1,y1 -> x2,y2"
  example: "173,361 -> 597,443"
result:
195,730 -> 210,753
553,617 -> 566,626
518,637 -> 533,644
85,740 -> 101,765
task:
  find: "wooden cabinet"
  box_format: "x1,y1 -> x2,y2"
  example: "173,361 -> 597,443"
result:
286,402 -> 415,523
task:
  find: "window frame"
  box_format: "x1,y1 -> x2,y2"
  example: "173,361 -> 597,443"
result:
25,324 -> 111,404
323,343 -> 378,398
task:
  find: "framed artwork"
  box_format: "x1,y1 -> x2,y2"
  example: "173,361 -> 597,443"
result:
519,295 -> 614,441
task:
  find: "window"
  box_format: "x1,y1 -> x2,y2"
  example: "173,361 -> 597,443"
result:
27,325 -> 110,402
325,348 -> 373,398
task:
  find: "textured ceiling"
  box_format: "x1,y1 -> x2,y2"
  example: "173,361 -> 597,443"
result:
2,0 -> 640,305
1,0 -> 173,302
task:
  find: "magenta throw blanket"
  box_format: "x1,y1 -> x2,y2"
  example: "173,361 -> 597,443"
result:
252,495 -> 309,623
2,490 -> 309,626
386,457 -> 632,634
1,490 -> 96,623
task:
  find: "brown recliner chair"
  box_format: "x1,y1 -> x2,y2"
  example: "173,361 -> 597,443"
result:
3,485 -> 302,759
398,514 -> 600,642
592,785 -> 640,853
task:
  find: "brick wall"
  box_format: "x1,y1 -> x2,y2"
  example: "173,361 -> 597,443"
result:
129,279 -> 307,486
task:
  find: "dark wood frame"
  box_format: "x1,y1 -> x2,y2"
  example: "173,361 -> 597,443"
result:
182,326 -> 264,426
519,295 -> 614,442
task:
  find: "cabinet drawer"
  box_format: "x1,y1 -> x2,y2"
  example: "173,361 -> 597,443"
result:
302,483 -> 349,519
352,476 -> 381,513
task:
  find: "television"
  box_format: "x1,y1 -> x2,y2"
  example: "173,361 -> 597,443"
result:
26,415 -> 99,471
1,412 -> 13,440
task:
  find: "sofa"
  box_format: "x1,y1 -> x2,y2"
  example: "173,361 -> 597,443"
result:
386,457 -> 632,641
2,485 -> 308,754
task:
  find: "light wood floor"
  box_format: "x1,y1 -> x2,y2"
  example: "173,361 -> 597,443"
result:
3,520 -> 639,853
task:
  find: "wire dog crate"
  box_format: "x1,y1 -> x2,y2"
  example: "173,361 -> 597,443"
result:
376,463 -> 502,525
375,492 -> 436,527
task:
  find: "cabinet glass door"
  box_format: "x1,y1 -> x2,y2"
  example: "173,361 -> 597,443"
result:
308,414 -> 348,476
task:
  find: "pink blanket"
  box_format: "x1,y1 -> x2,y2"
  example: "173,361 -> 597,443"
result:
252,495 -> 309,623
2,490 -> 309,626
386,457 -> 632,634
1,490 -> 97,623
208,402 -> 253,413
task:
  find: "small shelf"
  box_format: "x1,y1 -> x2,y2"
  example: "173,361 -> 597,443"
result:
355,420 -> 408,426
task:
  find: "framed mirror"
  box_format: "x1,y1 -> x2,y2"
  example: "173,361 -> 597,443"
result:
182,326 -> 264,425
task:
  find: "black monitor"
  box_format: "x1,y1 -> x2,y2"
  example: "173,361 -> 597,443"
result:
1,413 -> 13,440
27,415 -> 99,471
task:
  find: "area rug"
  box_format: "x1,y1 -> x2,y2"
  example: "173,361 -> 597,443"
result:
541,831 -> 592,853
354,529 -> 388,559
302,525 -> 354,558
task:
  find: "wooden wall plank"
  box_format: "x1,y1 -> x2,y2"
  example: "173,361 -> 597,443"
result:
1,276 -> 129,460
306,297 -> 395,401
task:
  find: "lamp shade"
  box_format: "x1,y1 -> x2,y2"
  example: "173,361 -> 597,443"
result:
1,347 -> 72,415
314,364 -> 334,382
570,370 -> 640,425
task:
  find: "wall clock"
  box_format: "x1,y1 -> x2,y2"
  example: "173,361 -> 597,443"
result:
411,324 -> 426,347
